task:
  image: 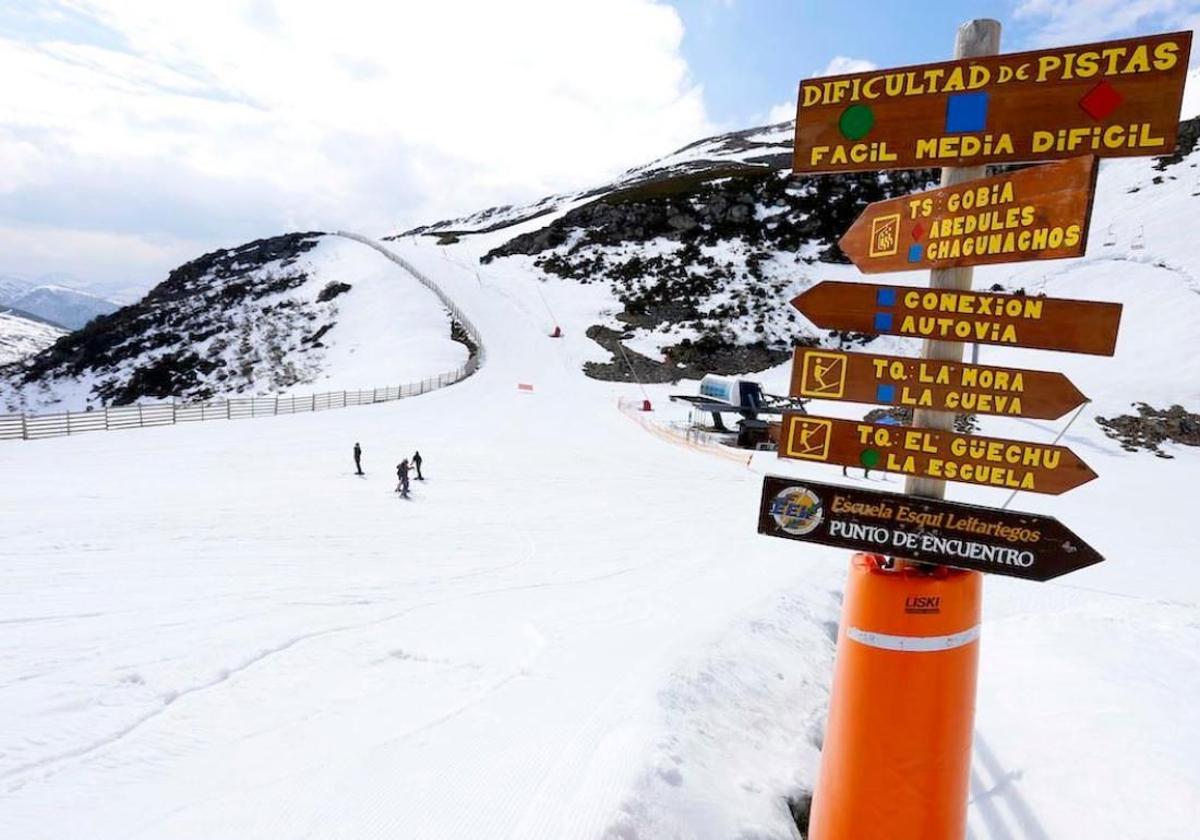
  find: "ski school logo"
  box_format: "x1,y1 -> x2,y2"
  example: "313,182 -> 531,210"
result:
770,485 -> 824,536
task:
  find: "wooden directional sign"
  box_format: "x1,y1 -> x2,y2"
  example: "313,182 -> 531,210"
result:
791,281 -> 1122,356
793,31 -> 1192,173
778,413 -> 1097,495
839,156 -> 1098,273
789,348 -> 1088,420
757,476 -> 1103,581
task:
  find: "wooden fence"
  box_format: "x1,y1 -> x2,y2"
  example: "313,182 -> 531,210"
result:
0,361 -> 479,442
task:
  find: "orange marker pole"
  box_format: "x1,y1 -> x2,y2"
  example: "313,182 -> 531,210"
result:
808,19 -> 999,839
808,555 -> 981,839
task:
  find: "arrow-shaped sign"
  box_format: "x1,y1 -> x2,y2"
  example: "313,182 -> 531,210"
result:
778,413 -> 1097,495
789,348 -> 1088,420
839,156 -> 1098,273
791,281 -> 1122,356
757,476 -> 1104,581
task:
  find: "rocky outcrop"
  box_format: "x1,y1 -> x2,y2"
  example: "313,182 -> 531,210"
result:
483,168 -> 936,265
2,232 -> 327,407
1096,403 -> 1200,457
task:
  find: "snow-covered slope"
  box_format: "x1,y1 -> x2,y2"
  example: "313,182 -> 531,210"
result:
0,233 -> 471,412
0,309 -> 66,366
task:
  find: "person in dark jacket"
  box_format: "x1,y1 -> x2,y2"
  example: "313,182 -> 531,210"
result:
396,459 -> 411,497
412,450 -> 423,480
354,442 -> 363,475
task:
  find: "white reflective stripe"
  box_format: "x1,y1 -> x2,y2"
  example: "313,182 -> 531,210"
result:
847,624 -> 981,652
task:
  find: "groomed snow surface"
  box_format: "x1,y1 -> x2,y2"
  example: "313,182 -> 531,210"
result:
5,156 -> 1200,838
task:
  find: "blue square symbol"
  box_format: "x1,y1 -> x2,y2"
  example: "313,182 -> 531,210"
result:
873,312 -> 893,332
907,243 -> 924,263
876,384 -> 896,403
875,287 -> 897,307
945,92 -> 989,133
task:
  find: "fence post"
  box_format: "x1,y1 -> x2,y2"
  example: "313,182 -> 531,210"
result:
66,411 -> 72,436
311,393 -> 315,412
138,404 -> 144,428
274,396 -> 279,416
22,414 -> 28,440
227,400 -> 232,420
172,399 -> 177,425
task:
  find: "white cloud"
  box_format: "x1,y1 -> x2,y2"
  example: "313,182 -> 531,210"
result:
767,101 -> 796,124
0,0 -> 714,293
816,56 -> 878,77
1014,0 -> 1199,47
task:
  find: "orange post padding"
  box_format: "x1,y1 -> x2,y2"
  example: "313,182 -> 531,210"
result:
808,553 -> 982,840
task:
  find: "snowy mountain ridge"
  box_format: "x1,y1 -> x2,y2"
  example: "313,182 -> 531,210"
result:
400,122 -> 795,238
0,232 -> 472,412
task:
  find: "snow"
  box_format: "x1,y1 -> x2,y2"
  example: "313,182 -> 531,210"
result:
303,236 -> 469,391
4,148 -> 1200,839
0,310 -> 65,366
0,237 -> 838,838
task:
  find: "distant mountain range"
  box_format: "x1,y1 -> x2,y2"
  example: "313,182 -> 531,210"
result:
0,276 -> 120,330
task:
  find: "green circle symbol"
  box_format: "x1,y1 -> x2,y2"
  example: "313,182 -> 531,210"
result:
860,448 -> 882,469
839,104 -> 875,141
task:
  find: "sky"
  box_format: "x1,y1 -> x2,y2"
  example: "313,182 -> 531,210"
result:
1,0 -> 1198,300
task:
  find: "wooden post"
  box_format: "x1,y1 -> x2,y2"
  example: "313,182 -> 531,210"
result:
808,20 -> 1000,840
903,18 -> 1001,503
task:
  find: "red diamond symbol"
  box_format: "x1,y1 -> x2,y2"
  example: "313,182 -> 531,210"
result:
1079,81 -> 1123,121
911,222 -> 925,241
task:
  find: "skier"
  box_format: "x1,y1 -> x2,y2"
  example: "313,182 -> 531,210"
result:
354,442 -> 364,475
396,458 -> 411,497
412,450 -> 423,481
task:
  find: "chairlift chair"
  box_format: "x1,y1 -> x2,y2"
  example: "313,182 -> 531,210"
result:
1102,224 -> 1116,247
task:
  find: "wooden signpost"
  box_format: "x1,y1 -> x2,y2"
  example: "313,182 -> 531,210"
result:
789,348 -> 1088,420
839,155 -> 1098,272
793,31 -> 1192,174
767,20 -> 1182,840
758,476 -> 1104,581
791,280 -> 1123,355
778,413 -> 1096,495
